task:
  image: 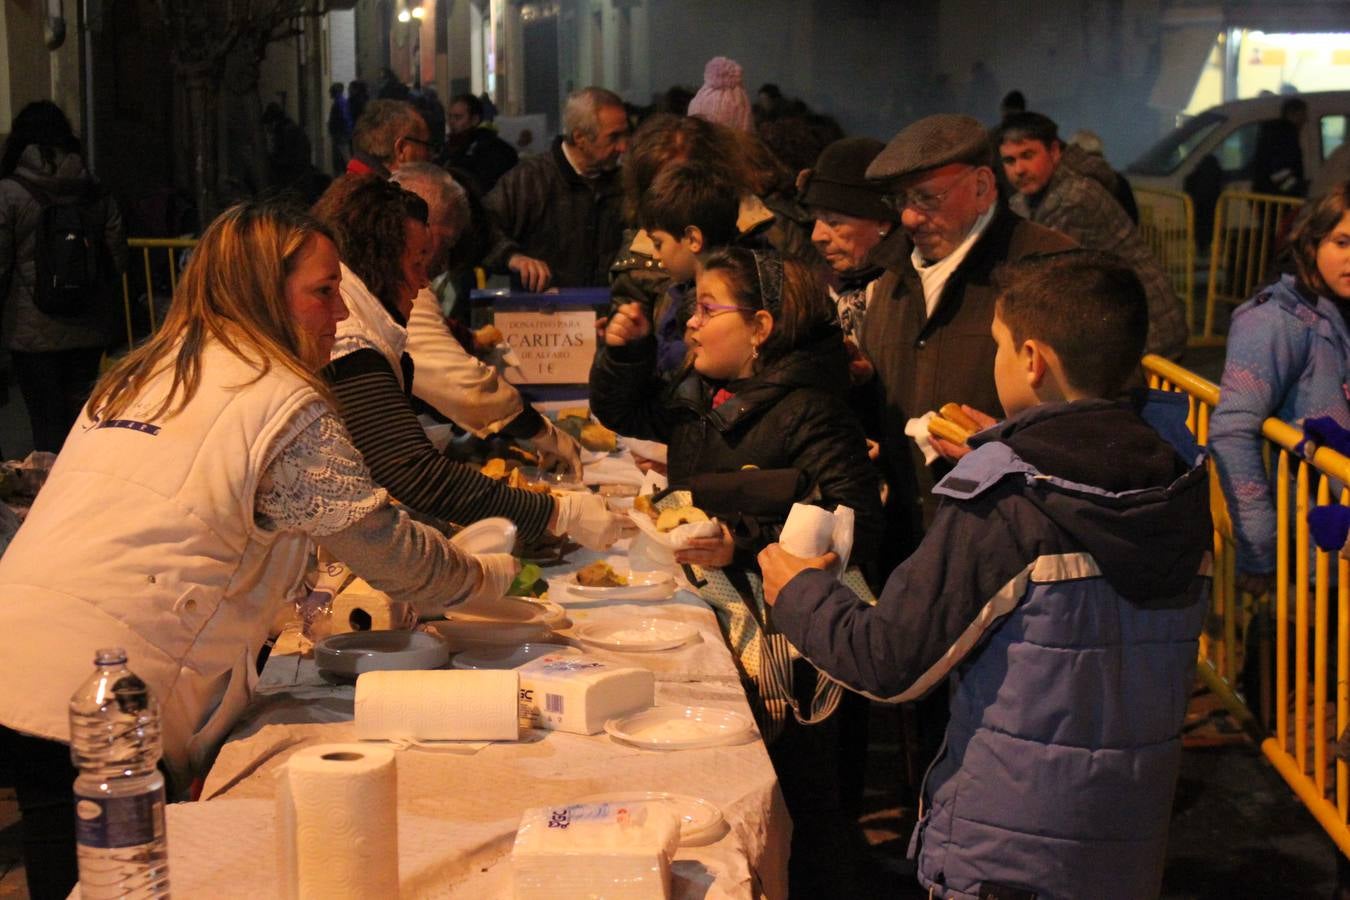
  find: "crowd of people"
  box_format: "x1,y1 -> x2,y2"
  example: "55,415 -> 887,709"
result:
0,55 -> 1348,898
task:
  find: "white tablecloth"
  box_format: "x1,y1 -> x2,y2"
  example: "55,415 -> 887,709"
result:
172,543 -> 790,899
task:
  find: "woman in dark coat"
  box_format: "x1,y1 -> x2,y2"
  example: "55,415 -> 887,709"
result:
591,245 -> 881,571
591,245 -> 883,895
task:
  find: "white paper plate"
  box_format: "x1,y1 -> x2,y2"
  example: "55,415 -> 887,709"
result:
604,706 -> 755,751
571,791 -> 726,846
517,596 -> 568,628
450,517 -> 517,554
428,596 -> 566,647
445,594 -> 566,626
573,618 -> 696,652
452,643 -> 581,670
314,630 -> 449,679
563,568 -> 676,600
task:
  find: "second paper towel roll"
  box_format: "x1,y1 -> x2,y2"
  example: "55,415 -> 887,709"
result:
355,669 -> 520,741
779,502 -> 835,557
276,743 -> 399,900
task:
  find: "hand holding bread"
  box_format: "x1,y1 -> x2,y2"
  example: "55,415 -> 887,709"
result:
927,403 -> 999,462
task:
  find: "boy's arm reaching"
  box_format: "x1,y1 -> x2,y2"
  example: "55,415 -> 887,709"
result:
769,484 -> 1045,702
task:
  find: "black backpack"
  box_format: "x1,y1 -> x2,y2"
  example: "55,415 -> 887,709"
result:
9,174 -> 118,319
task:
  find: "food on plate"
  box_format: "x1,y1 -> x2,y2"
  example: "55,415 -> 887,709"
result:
508,562 -> 548,598
553,409 -> 618,453
579,422 -> 618,453
481,457 -> 551,493
656,506 -> 709,533
575,561 -> 628,588
939,403 -> 980,434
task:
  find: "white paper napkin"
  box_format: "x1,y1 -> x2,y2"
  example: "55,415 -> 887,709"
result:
904,412 -> 941,465
780,503 -> 854,577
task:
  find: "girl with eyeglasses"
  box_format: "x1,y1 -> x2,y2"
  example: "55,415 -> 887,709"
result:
593,246 -> 881,568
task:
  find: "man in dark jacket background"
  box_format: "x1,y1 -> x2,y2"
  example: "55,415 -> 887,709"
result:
482,86 -> 630,292
444,93 -> 519,194
1252,96 -> 1309,198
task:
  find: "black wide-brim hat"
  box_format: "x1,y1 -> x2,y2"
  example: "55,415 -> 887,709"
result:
800,137 -> 898,223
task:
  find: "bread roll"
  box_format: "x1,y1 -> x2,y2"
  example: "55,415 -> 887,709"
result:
927,416 -> 972,446
939,403 -> 980,434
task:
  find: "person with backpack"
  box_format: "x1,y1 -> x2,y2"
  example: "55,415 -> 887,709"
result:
0,100 -> 127,452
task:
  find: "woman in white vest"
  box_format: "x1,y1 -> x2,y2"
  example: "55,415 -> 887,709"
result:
0,201 -> 516,900
312,174 -> 630,551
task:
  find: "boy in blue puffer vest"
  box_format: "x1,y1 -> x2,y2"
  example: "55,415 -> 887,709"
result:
758,249 -> 1212,899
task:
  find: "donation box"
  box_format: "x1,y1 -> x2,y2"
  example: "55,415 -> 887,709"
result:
470,288 -> 611,401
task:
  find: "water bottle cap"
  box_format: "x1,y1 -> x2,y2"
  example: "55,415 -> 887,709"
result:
94,647 -> 128,666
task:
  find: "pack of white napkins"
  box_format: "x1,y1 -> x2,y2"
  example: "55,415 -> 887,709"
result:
517,655 -> 654,735
512,801 -> 680,899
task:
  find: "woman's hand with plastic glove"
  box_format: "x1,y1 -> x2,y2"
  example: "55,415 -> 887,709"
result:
531,417 -> 583,480
549,491 -> 635,549
464,552 -> 520,606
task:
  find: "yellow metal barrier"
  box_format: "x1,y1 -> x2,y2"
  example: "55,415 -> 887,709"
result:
1198,190 -> 1304,347
1135,188 -> 1196,339
118,238 -> 198,347
1144,353 -> 1350,859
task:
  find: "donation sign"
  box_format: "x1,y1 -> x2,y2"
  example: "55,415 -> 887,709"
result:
494,309 -> 597,384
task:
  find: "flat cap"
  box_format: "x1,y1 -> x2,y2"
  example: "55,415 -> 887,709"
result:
866,114 -> 991,183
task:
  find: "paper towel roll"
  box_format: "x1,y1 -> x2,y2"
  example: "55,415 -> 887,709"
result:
780,503 -> 835,557
276,743 -> 399,900
355,669 -> 520,742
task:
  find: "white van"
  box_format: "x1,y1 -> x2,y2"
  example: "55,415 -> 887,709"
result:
1126,91 -> 1349,196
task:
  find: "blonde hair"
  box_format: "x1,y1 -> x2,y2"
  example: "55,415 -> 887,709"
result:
87,200 -> 335,422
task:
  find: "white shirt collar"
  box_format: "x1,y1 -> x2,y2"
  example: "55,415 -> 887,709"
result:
911,204 -> 997,318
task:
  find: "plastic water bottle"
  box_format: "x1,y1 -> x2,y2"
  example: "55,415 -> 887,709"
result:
69,647 -> 170,898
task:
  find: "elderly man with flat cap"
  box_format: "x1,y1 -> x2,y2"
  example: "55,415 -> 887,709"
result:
860,114 -> 1074,562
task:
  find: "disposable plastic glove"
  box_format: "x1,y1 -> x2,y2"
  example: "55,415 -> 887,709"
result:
531,417 -> 583,480
465,552 -> 521,606
549,490 -> 634,550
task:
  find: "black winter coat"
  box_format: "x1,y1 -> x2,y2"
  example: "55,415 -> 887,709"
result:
482,137 -> 624,288
590,329 -> 884,568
